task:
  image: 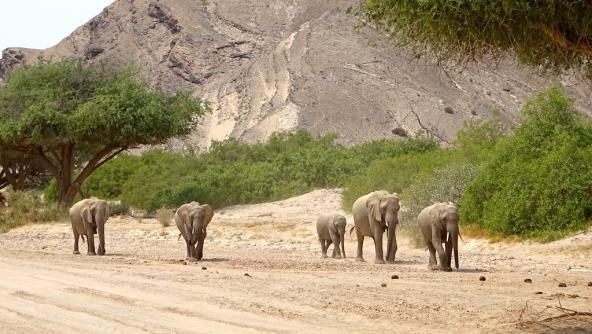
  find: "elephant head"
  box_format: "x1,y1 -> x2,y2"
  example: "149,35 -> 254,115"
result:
366,191 -> 400,263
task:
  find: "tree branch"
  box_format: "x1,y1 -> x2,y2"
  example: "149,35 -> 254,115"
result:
72,145 -> 118,186
33,146 -> 59,176
539,26 -> 592,57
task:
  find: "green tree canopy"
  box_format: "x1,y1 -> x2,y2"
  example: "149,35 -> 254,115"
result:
353,1 -> 592,74
0,60 -> 207,205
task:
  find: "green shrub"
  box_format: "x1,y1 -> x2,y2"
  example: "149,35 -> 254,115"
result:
109,202 -> 130,216
461,86 -> 592,240
0,191 -> 66,233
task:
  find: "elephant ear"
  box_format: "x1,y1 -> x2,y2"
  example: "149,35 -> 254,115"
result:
366,193 -> 383,222
82,206 -> 93,224
201,204 -> 214,227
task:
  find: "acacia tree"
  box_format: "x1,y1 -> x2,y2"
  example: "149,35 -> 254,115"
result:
353,1 -> 592,75
0,60 -> 207,205
0,152 -> 44,191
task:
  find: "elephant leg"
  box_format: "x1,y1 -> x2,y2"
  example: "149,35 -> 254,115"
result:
373,226 -> 385,264
196,239 -> 204,260
97,222 -> 106,256
355,227 -> 365,262
426,242 -> 438,270
85,224 -> 96,255
328,228 -> 342,259
319,239 -> 328,258
185,242 -> 194,260
386,225 -> 397,263
445,237 -> 453,269
431,228 -> 450,271
72,228 -> 80,255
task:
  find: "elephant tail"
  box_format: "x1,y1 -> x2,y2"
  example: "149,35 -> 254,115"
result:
349,226 -> 356,236
81,235 -> 86,243
177,233 -> 182,241
458,230 -> 464,243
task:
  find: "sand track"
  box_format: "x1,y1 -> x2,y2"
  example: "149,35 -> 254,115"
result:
1,189 -> 591,333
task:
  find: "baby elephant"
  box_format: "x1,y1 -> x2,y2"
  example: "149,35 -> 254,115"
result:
316,214 -> 347,259
69,197 -> 110,255
175,202 -> 214,261
417,202 -> 460,271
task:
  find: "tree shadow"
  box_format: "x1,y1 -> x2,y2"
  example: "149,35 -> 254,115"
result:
200,257 -> 229,263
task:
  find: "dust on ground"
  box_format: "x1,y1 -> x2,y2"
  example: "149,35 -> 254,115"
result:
0,189 -> 591,333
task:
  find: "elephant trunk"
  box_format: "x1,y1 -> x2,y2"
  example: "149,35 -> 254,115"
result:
385,212 -> 398,262
448,222 -> 459,269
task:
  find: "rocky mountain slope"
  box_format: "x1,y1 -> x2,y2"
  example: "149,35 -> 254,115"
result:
2,0 -> 591,149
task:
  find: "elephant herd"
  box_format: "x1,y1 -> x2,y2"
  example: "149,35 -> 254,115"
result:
317,190 -> 460,271
68,190 -> 460,271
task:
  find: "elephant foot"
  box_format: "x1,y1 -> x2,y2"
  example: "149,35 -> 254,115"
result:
98,248 -> 105,256
440,267 -> 452,272
386,259 -> 396,264
355,257 -> 365,262
73,250 -> 80,255
429,264 -> 439,271
87,252 -> 96,256
186,257 -> 198,262
334,255 -> 342,259
374,259 -> 386,264
321,254 -> 328,259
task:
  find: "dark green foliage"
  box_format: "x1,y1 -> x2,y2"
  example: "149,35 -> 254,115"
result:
0,60 -> 207,205
461,86 -> 592,239
353,1 -> 592,75
83,130 -> 436,212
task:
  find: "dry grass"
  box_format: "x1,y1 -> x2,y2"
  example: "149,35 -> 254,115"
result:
155,207 -> 174,228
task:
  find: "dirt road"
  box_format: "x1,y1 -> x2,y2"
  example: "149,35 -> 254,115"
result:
1,189 -> 591,333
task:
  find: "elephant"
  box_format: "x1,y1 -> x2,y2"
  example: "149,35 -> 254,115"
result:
351,190 -> 400,264
69,198 -> 110,255
175,202 -> 214,261
417,202 -> 460,271
316,214 -> 347,259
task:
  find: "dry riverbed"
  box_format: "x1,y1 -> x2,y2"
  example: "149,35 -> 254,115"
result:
0,189 -> 591,333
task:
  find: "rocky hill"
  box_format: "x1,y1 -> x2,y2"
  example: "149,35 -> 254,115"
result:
2,0 -> 591,149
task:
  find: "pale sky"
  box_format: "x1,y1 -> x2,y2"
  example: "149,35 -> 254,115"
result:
0,0 -> 114,53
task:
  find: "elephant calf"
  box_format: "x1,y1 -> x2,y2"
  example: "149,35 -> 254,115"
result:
69,198 -> 110,255
316,214 -> 347,259
417,202 -> 460,271
175,202 -> 214,261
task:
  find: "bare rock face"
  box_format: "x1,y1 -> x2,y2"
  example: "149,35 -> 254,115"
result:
1,0 -> 591,150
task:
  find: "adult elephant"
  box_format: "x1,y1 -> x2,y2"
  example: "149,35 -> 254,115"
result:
316,213 -> 347,259
417,202 -> 460,271
175,202 -> 214,261
69,198 -> 110,255
352,190 -> 400,264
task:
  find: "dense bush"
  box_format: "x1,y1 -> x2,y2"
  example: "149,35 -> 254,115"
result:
461,87 -> 592,240
0,191 -> 66,233
83,130 -> 437,212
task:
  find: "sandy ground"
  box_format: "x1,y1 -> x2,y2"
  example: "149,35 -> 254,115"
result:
0,189 -> 591,333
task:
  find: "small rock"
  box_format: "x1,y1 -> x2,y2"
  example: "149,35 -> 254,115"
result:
535,291 -> 543,295
479,276 -> 486,281
356,284 -> 360,287
391,275 -> 399,280
524,278 -> 532,283
381,283 -> 387,287
588,282 -> 592,287
244,273 -> 251,277
471,110 -> 478,116
444,106 -> 455,114
392,127 -> 408,137
182,262 -> 187,265
201,266 -> 207,270
558,283 -> 567,287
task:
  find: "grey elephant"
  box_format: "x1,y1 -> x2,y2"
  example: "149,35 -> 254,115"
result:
69,198 -> 110,255
175,202 -> 214,261
316,214 -> 347,259
351,190 -> 400,264
417,202 -> 460,271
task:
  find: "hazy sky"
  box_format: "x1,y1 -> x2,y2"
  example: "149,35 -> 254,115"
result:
0,0 -> 114,53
